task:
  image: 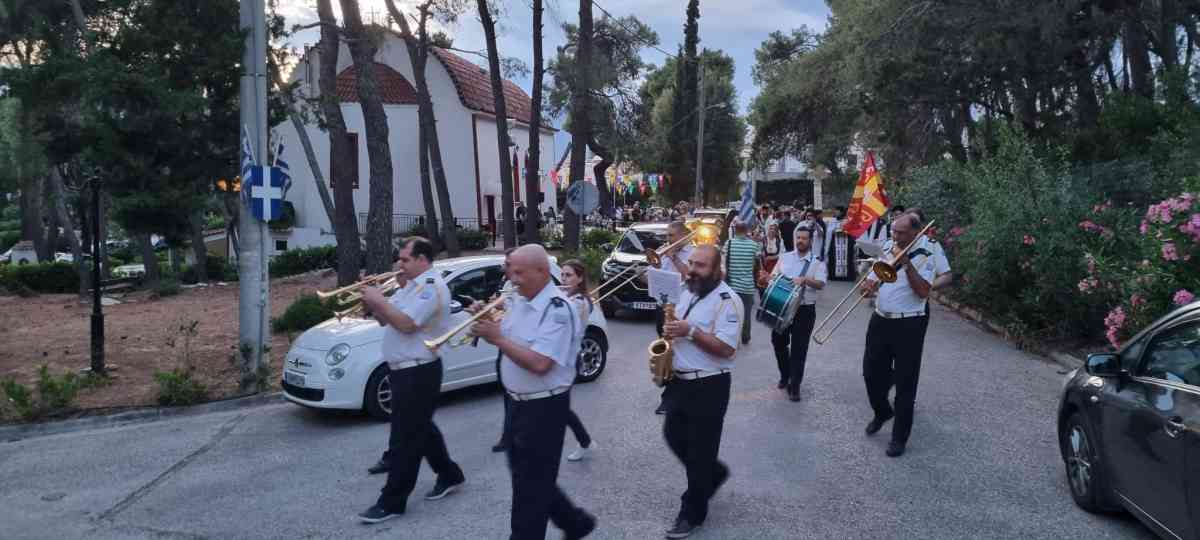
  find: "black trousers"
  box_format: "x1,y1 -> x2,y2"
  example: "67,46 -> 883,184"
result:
496,352 -> 512,446
566,409 -> 591,447
662,373 -> 731,525
771,305 -> 816,390
862,314 -> 929,444
379,360 -> 463,511
507,391 -> 592,539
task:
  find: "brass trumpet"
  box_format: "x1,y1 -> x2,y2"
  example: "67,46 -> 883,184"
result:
316,270 -> 404,321
423,293 -> 510,352
811,220 -> 935,345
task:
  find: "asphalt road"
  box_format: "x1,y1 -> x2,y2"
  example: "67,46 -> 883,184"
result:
0,282 -> 1157,539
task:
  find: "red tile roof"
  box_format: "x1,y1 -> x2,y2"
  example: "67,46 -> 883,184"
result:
429,47 -> 538,126
336,63 -> 418,105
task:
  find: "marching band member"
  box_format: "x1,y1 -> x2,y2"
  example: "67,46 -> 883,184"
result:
560,259 -> 598,462
659,245 -> 743,538
490,248 -> 518,453
367,267 -> 410,475
357,237 -> 466,523
469,245 -> 596,540
859,214 -> 936,458
655,221 -> 694,415
767,227 -> 827,401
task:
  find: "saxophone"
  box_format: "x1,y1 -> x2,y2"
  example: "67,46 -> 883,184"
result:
647,297 -> 676,387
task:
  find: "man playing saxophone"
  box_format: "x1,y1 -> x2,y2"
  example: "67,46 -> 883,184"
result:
658,245 -> 743,538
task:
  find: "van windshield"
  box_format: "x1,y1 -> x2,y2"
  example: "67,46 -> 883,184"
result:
617,230 -> 666,255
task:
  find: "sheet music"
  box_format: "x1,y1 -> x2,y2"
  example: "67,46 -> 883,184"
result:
647,267 -> 683,305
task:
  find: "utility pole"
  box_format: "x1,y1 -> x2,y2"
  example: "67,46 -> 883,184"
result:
89,177 -> 104,375
239,0 -> 269,390
693,64 -> 706,207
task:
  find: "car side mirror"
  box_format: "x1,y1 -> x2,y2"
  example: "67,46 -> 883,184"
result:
450,300 -> 464,314
601,242 -> 614,252
1085,353 -> 1122,377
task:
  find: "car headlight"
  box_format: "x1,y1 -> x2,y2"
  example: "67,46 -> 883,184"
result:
602,260 -> 618,275
325,343 -> 352,366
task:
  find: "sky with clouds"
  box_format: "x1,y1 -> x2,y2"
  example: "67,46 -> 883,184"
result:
277,0 -> 831,124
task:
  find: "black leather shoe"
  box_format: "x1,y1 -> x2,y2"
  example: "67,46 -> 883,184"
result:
776,379 -> 787,389
424,476 -> 465,500
492,442 -> 508,453
788,389 -> 801,402
865,413 -> 894,435
886,440 -> 906,457
655,402 -> 668,415
563,511 -> 597,539
358,504 -> 402,524
712,462 -> 730,495
367,459 -> 389,475
665,518 -> 700,538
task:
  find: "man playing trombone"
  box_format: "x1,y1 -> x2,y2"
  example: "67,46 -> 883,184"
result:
859,214 -> 937,458
356,237 -> 466,523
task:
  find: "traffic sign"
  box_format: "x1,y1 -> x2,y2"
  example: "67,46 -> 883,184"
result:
566,181 -> 600,215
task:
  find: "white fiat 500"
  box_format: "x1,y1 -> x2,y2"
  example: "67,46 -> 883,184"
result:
281,255 -> 610,420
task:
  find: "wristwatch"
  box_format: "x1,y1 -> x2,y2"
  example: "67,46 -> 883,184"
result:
686,326 -> 697,341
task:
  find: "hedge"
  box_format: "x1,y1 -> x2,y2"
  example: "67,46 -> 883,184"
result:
269,245 -> 338,278
458,229 -> 489,250
0,262 -> 80,293
272,293 -> 337,333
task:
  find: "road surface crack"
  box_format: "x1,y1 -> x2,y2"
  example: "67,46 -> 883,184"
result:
96,413 -> 247,522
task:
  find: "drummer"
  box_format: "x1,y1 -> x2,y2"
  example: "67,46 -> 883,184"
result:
764,227 -> 827,401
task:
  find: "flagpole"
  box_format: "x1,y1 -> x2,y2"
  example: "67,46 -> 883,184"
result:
238,0 -> 269,391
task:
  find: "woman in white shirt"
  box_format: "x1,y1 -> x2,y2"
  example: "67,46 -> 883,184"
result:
560,260 -> 598,461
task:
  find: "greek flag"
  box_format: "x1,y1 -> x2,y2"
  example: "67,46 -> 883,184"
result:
240,125 -> 256,182
737,179 -> 755,224
273,138 -> 293,197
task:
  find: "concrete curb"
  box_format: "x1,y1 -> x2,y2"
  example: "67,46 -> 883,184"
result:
930,292 -> 1085,371
0,391 -> 286,443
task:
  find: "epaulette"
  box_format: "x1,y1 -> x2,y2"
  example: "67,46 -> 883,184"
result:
719,292 -> 731,300
425,277 -> 436,283
550,297 -> 567,308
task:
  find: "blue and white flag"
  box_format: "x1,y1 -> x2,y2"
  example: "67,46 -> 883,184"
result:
737,179 -> 755,225
247,166 -> 286,222
240,125 -> 257,207
272,138 -> 293,197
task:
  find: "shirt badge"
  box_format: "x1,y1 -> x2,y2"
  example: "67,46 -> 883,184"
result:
725,311 -> 739,323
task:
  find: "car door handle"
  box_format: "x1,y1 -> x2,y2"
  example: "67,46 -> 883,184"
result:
1089,395 -> 1099,403
1165,417 -> 1186,438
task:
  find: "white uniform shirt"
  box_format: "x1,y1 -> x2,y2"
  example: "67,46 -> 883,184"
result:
928,239 -> 951,276
381,269 -> 451,367
568,293 -> 592,355
657,244 -> 694,274
873,238 -> 937,314
773,249 -> 828,305
499,282 -> 580,393
672,281 -> 743,373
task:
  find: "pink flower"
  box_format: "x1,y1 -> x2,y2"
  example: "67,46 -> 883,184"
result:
1077,277 -> 1099,293
1173,289 -> 1195,306
1104,306 -> 1127,349
1130,295 -> 1146,308
1079,220 -> 1099,232
1140,220 -> 1149,235
1022,235 -> 1036,246
1100,228 -> 1113,240
949,226 -> 965,238
1092,201 -> 1112,213
1162,242 -> 1179,261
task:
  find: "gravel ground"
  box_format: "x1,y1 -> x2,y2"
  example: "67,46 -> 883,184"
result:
0,281 -> 1156,539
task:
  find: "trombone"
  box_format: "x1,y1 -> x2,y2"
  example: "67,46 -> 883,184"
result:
591,218 -> 722,304
423,292 -> 510,351
811,220 -> 935,345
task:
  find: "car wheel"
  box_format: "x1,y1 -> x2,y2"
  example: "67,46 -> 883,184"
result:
1061,412 -> 1107,512
575,330 -> 607,383
364,366 -> 392,421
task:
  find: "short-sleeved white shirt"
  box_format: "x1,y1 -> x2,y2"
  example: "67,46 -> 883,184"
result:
657,244 -> 694,274
928,239 -> 951,276
672,281 -> 742,373
773,249 -> 828,305
873,238 -> 937,314
499,282 -> 580,393
381,268 -> 451,367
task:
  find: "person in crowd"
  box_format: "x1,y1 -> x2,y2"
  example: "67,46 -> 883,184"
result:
722,220 -> 761,345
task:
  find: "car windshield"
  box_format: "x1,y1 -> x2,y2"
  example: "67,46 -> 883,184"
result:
617,230 -> 665,254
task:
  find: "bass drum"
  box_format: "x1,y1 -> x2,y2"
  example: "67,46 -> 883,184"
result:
755,274 -> 801,333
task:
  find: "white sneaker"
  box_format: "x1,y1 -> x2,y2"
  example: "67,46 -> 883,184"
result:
566,443 -> 596,462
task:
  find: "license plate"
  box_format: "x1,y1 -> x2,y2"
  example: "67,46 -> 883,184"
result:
630,301 -> 657,310
284,371 -> 306,388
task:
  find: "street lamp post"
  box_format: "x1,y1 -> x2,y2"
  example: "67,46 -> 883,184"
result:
694,65 -> 705,207
89,176 -> 105,376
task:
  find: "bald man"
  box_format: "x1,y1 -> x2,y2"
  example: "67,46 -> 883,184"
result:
470,245 -> 596,539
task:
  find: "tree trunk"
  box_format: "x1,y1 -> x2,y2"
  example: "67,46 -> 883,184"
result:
1124,12 -> 1154,99
318,0 -> 363,287
189,209 -> 209,283
340,0 -> 395,274
477,0 -> 516,249
565,0 -> 595,252
271,67 -> 336,226
138,233 -> 160,284
589,138 -> 613,214
524,0 -> 545,246
42,178 -> 59,261
20,175 -> 46,259
47,166 -> 88,296
99,192 -> 110,278
418,125 -> 442,246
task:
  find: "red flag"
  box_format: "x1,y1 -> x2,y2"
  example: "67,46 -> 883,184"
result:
511,150 -> 521,203
842,152 -> 891,239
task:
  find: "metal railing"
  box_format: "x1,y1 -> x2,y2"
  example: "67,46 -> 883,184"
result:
357,213 -> 495,246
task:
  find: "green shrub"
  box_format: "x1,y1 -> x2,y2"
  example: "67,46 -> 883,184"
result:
581,228 -> 620,250
180,256 -> 232,284
458,229 -> 489,251
559,247 -> 608,285
154,369 -> 209,406
152,278 -> 181,297
0,262 -> 79,293
269,245 -> 337,278
272,293 -> 337,333
0,230 -> 19,253
36,365 -> 80,411
1,378 -> 35,419
540,227 -> 563,250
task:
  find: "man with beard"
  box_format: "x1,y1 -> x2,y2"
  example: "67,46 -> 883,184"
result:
659,245 -> 743,538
